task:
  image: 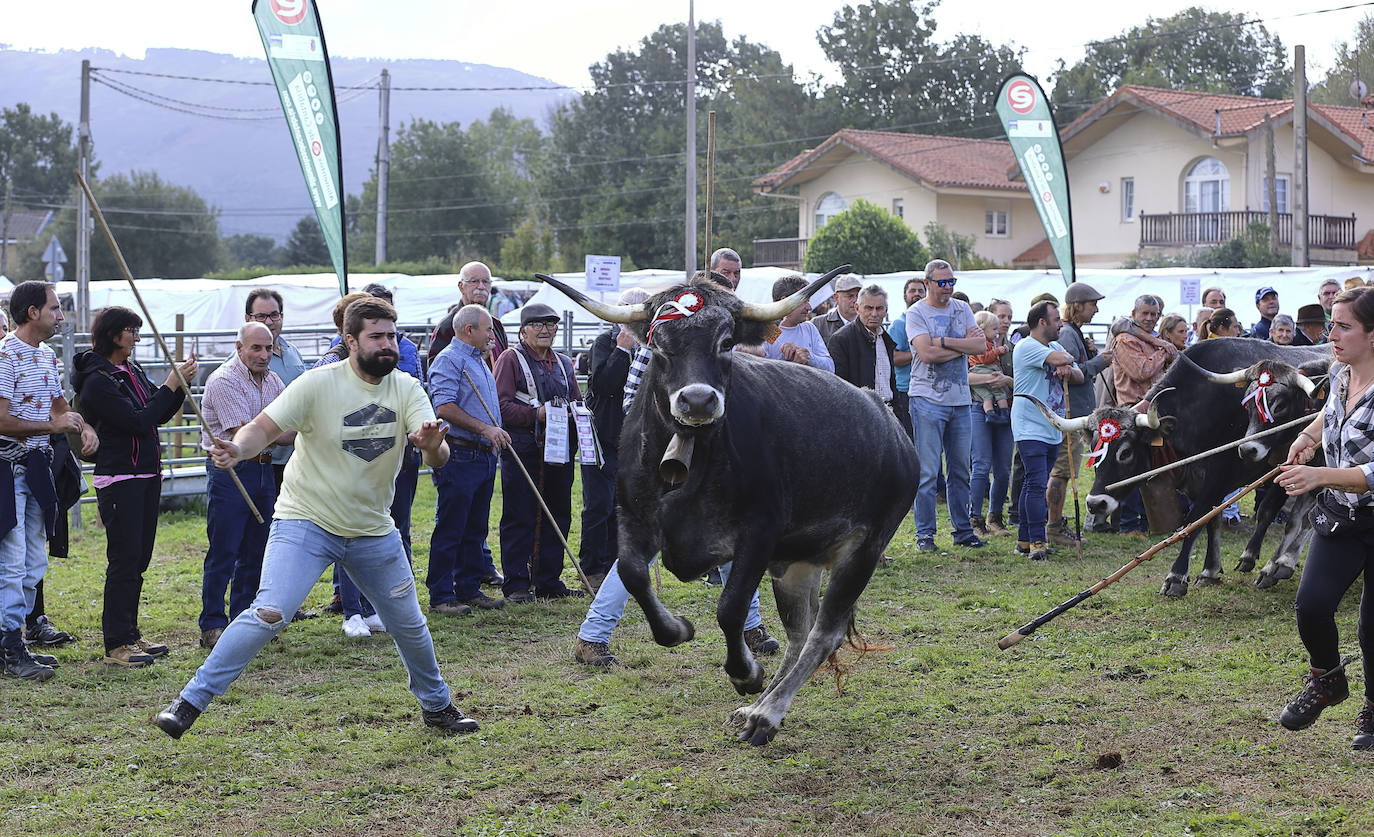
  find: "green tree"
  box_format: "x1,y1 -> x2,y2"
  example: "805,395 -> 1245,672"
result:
0,104 -> 85,206
817,0 -> 1024,136
223,233 -> 284,270
1311,14 -> 1374,105
499,213 -> 557,272
283,215 -> 329,266
803,199 -> 927,274
19,171 -> 220,280
922,222 -> 996,270
1051,8 -> 1290,124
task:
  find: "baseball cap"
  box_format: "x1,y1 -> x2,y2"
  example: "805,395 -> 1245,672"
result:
834,275 -> 862,293
1255,286 -> 1277,303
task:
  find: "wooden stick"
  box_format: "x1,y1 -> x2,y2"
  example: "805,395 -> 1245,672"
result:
997,465 -> 1282,650
76,173 -> 263,523
1063,397 -> 1084,561
461,369 -> 593,595
1103,411 -> 1317,492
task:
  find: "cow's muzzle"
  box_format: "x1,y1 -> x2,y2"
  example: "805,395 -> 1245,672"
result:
670,384 -> 724,426
1086,493 -> 1118,516
1238,440 -> 1270,462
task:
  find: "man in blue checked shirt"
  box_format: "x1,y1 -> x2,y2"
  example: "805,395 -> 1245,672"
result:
426,305 -> 511,614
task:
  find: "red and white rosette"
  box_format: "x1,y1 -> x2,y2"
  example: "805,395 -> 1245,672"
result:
1086,418 -> 1121,468
1241,368 -> 1275,423
647,290 -> 706,344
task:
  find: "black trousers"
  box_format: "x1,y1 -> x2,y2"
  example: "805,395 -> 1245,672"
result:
892,391 -> 913,440
1294,524 -> 1374,701
97,478 -> 162,652
499,448 -> 575,596
578,454 -> 618,577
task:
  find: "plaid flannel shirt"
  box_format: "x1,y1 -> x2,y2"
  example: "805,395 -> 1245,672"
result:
622,345 -> 652,414
1322,362 -> 1374,509
1111,332 -> 1173,406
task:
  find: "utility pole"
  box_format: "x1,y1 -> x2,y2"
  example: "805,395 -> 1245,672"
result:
374,68 -> 390,265
1,177 -> 12,277
1293,45 -> 1309,267
77,59 -> 92,328
1265,113 -> 1278,254
684,0 -> 697,279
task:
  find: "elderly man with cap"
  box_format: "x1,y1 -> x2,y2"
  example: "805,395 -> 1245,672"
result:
1046,282 -> 1113,546
1293,304 -> 1328,346
428,262 -> 510,364
1250,286 -> 1279,340
493,303 -> 584,603
813,274 -> 863,346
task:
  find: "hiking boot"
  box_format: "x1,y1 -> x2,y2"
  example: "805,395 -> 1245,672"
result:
1355,703 -> 1374,751
429,601 -> 473,617
461,593 -> 506,611
504,591 -> 535,605
2,631 -> 55,682
135,638 -> 170,658
970,515 -> 988,536
104,644 -> 155,668
25,615 -> 75,646
1029,542 -> 1050,561
916,537 -> 937,553
1280,665 -> 1350,731
953,535 -> 987,549
1016,541 -> 1030,555
573,637 -> 618,667
422,703 -> 480,734
985,513 -> 1011,537
29,651 -> 58,667
744,625 -> 781,656
153,697 -> 201,739
200,628 -> 224,650
1048,521 -> 1081,546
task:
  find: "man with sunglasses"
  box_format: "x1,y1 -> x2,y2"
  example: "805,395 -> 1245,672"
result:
907,259 -> 988,552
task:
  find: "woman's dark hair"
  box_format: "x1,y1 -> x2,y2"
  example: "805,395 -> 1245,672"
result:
1204,307 -> 1237,338
91,306 -> 143,357
1332,286 -> 1374,331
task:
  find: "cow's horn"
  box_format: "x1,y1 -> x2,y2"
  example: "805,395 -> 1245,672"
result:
1012,393 -> 1090,432
532,273 -> 649,323
1183,354 -> 1249,386
1295,372 -> 1318,396
1135,387 -> 1172,429
738,264 -> 852,322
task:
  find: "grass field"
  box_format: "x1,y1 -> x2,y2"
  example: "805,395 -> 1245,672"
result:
3,473 -> 1373,836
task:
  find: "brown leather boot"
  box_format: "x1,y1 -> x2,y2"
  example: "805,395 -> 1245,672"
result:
985,513 -> 1011,536
969,515 -> 988,536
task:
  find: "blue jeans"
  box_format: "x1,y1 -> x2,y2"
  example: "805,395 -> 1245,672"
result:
390,444 -> 422,560
200,461 -> 275,632
578,559 -> 762,644
910,396 -> 973,540
578,454 -> 618,577
0,465 -> 47,633
968,405 -> 1013,520
1017,439 -> 1059,543
426,446 -> 497,604
1120,489 -> 1148,532
181,518 -> 450,712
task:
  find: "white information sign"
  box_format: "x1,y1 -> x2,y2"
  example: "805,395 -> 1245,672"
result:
543,402 -> 571,465
585,255 -> 622,293
1179,277 -> 1201,306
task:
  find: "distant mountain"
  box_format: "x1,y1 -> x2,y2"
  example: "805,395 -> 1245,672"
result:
0,47 -> 574,240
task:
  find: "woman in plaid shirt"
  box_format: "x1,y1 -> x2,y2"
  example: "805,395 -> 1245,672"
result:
1276,284 -> 1374,749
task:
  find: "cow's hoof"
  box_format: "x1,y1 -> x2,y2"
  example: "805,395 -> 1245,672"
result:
1235,555 -> 1256,573
729,660 -> 766,696
1255,565 -> 1294,589
730,707 -> 779,746
651,615 -> 695,647
1196,573 -> 1223,587
1159,576 -> 1189,597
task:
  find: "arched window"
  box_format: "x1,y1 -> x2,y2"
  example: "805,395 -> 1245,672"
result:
814,192 -> 847,230
1184,157 -> 1230,214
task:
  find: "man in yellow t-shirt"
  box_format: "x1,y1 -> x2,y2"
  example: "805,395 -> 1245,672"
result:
153,298 -> 480,738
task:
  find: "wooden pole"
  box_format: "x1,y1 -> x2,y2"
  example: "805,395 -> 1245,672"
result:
76,173 -> 263,523
704,109 -> 716,266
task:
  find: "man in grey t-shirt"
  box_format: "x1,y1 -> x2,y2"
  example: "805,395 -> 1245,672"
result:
906,259 -> 986,552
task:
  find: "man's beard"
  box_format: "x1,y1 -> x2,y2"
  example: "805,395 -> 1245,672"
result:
357,349 -> 398,377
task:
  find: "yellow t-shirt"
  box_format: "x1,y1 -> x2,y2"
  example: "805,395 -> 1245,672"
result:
264,360 -> 434,538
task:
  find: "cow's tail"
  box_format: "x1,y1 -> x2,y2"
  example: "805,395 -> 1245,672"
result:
820,614 -> 894,696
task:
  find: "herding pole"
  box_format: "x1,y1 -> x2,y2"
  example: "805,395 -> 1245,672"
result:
998,465 -> 1281,650
461,368 -> 593,594
76,173 -> 264,523
1062,397 -> 1084,560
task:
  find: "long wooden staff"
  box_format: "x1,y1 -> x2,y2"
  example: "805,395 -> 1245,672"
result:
1103,412 -> 1317,493
76,173 -> 263,523
462,368 -> 592,594
1062,394 -> 1084,561
998,464 -> 1281,650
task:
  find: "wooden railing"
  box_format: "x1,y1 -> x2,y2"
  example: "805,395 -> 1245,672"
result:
1139,211 -> 1356,250
753,237 -> 808,269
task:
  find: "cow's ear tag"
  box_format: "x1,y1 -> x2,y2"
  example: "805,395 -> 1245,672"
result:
1233,382 -> 1246,388
763,323 -> 782,344
1150,436 -> 1165,447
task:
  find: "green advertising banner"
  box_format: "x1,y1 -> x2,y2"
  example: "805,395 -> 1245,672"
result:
995,73 -> 1074,287
252,0 -> 348,294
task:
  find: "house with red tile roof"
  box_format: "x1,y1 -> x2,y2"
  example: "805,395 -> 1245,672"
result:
755,85 -> 1373,269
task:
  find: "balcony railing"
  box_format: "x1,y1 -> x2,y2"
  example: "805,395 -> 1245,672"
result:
1139,211 -> 1356,250
753,237 -> 808,269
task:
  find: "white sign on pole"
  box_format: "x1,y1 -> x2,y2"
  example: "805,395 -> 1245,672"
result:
585,255 -> 622,293
1179,277 -> 1201,306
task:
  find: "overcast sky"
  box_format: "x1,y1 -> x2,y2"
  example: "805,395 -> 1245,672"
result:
0,1 -> 1367,94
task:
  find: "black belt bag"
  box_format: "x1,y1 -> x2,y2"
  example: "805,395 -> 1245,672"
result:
1309,490 -> 1374,538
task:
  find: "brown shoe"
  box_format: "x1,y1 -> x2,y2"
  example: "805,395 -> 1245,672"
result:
135,638 -> 170,658
573,637 -> 618,667
459,594 -> 505,611
199,628 -> 224,650
103,644 -> 155,667
1029,542 -> 1050,561
430,601 -> 474,616
1048,522 -> 1081,547
969,516 -> 989,536
985,514 -> 1011,536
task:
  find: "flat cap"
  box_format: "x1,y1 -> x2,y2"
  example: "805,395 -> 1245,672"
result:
520,303 -> 560,325
1064,282 -> 1104,304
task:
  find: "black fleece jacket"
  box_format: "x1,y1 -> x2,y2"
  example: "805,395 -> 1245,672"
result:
70,351 -> 186,477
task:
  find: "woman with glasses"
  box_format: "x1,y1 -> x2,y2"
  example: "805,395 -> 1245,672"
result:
71,306 -> 197,667
493,303 -> 584,603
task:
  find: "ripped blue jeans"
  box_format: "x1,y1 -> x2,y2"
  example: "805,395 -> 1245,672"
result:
180,518 -> 450,712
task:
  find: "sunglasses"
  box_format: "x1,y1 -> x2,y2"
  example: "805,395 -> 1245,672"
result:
927,278 -> 957,289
